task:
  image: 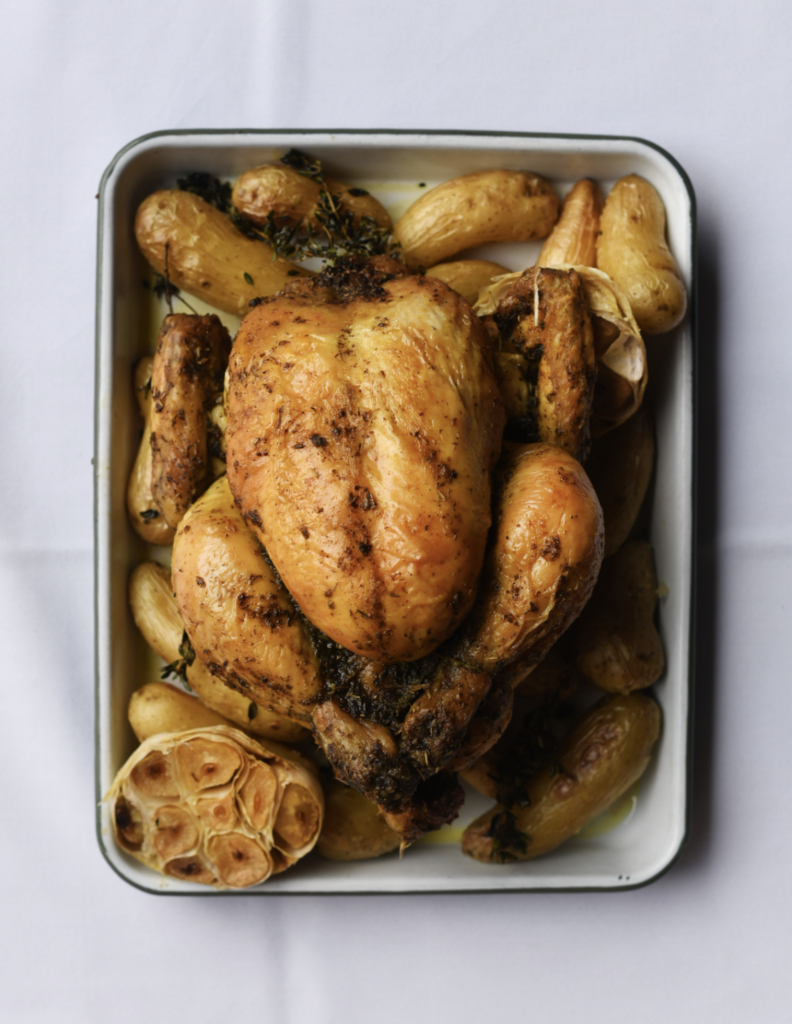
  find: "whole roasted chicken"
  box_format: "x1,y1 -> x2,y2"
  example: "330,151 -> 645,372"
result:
171,255 -> 604,841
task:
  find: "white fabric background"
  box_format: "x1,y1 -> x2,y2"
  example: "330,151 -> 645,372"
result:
1,0 -> 790,1019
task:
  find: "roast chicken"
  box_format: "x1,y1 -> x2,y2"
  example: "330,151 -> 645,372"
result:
167,255 -> 604,841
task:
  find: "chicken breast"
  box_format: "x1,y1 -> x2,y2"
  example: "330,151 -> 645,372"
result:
225,256 -> 505,663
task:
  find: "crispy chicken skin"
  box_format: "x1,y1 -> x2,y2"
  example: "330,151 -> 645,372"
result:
225,256 -> 505,664
171,476 -> 322,722
460,442 -> 604,678
150,314 -> 231,528
494,268 -> 595,461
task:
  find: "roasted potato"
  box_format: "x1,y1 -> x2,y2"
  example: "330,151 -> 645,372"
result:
232,164 -> 392,232
128,682 -> 231,742
394,170 -> 559,269
424,258 -> 509,305
462,692 -> 661,862
586,403 -> 655,557
537,178 -> 603,268
317,780 -> 401,861
571,540 -> 665,693
135,190 -> 307,316
127,356 -> 177,544
597,175 -> 687,335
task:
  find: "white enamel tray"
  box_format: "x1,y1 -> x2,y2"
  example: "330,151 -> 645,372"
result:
94,130 -> 696,894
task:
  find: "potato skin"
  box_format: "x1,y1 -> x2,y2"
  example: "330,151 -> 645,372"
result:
394,171 -> 559,269
424,259 -> 509,305
135,190 -> 307,316
462,692 -> 661,862
537,178 -> 603,268
317,780 -> 401,861
586,403 -> 654,558
128,682 -> 231,742
597,175 -> 687,335
571,540 -> 665,694
233,164 -> 392,232
127,357 -> 176,544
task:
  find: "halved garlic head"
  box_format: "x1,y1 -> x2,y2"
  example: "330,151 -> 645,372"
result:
106,726 -> 323,889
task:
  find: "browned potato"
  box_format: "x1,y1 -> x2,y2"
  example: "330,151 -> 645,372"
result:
586,403 -> 655,557
394,170 -> 559,269
149,314 -> 230,529
317,780 -> 401,861
572,540 -> 665,693
462,692 -> 661,862
128,561 -> 310,742
233,164 -> 392,232
135,190 -> 308,316
537,178 -> 603,268
127,356 -> 176,544
597,175 -> 687,335
424,258 -> 509,305
128,682 -> 231,742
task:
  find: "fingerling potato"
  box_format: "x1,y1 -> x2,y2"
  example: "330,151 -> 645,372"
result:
597,175 -> 687,335
572,540 -> 665,693
128,681 -> 231,742
424,258 -> 509,305
394,170 -> 559,269
233,164 -> 392,232
127,356 -> 176,544
135,190 -> 307,316
317,780 -> 401,861
462,692 -> 661,862
537,178 -> 603,268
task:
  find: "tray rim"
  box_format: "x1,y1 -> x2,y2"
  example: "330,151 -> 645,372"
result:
94,127 -> 697,896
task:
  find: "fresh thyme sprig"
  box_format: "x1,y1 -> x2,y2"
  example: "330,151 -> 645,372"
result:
176,171 -> 232,213
260,149 -> 399,264
161,631 -> 196,691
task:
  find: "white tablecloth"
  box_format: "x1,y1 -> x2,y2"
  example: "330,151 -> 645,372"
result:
1,1 -> 790,1019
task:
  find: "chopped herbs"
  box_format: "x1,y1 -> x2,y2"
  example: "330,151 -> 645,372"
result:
175,152 -> 398,268
243,272 -> 254,285
176,171 -> 232,213
248,702 -> 258,721
256,150 -> 399,264
140,509 -> 160,521
280,148 -> 324,184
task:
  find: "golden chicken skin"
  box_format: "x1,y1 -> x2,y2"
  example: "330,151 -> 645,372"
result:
225,256 -> 506,664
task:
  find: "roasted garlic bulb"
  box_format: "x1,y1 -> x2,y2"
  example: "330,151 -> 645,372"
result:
107,726 -> 323,888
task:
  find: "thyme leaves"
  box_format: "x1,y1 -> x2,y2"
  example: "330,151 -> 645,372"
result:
161,631 -> 196,690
